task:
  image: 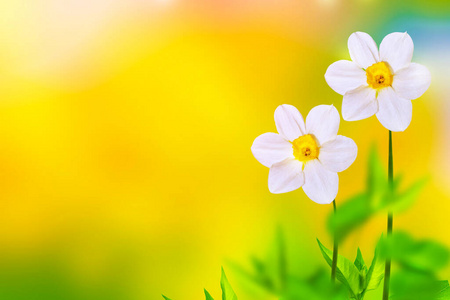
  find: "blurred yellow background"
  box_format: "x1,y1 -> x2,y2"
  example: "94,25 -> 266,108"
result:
0,0 -> 449,299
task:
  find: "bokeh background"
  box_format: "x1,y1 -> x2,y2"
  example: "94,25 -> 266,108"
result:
0,0 -> 449,299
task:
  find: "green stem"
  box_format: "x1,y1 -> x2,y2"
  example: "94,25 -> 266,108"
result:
331,199 -> 338,283
382,131 -> 394,300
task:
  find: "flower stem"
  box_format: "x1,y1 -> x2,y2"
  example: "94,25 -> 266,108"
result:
382,130 -> 394,300
331,199 -> 338,283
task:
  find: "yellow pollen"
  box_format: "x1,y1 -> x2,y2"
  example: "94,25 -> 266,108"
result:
366,61 -> 393,89
292,134 -> 319,162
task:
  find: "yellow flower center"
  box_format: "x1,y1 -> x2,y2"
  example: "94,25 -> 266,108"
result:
366,61 -> 393,89
292,134 -> 319,162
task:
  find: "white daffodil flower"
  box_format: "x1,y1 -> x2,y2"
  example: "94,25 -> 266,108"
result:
251,104 -> 357,204
325,32 -> 431,132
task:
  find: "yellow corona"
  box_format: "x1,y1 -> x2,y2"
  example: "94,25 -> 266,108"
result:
292,134 -> 319,162
366,61 -> 393,89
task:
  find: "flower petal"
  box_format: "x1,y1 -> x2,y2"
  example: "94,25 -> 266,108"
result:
379,32 -> 414,72
274,104 -> 306,141
376,87 -> 412,132
306,105 -> 340,145
268,158 -> 304,194
251,132 -> 293,168
319,135 -> 358,173
342,86 -> 378,121
302,160 -> 338,204
392,63 -> 431,100
324,60 -> 367,95
348,32 -> 380,69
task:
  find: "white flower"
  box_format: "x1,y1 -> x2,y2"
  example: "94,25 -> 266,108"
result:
325,32 -> 431,132
251,104 -> 357,204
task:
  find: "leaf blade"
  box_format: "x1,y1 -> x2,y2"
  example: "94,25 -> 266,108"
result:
317,239 -> 360,298
354,248 -> 366,272
221,268 -> 238,300
364,243 -> 384,292
204,289 -> 214,300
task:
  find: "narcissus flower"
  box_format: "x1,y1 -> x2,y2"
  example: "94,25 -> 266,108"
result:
251,104 -> 357,204
325,32 -> 431,132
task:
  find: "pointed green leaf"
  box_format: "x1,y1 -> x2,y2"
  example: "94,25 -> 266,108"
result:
252,256 -> 273,288
162,296 -> 172,300
354,248 -> 366,272
221,268 -> 238,300
353,248 -> 368,295
204,289 -> 214,300
317,239 -> 360,298
364,244 -> 384,292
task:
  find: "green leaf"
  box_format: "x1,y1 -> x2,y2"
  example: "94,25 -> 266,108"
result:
221,268 -> 238,300
435,281 -> 450,299
250,256 -> 274,290
328,147 -> 428,242
390,271 -> 449,300
328,193 -> 373,241
317,239 -> 360,298
162,296 -> 172,300
327,146 -> 387,242
380,231 -> 449,273
364,244 -> 384,292
353,248 -> 368,296
354,248 -> 366,272
278,268 -> 348,300
367,148 -> 427,215
204,289 -> 214,300
387,178 -> 427,213
230,230 -> 348,300
227,229 -> 288,294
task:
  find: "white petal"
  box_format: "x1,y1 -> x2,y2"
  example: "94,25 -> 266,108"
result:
342,86 -> 378,121
324,60 -> 367,95
392,63 -> 431,100
348,32 -> 380,69
306,105 -> 340,145
376,87 -> 412,132
302,160 -> 338,204
319,135 -> 358,173
274,104 -> 306,141
268,158 -> 304,194
251,133 -> 293,168
379,32 -> 414,72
